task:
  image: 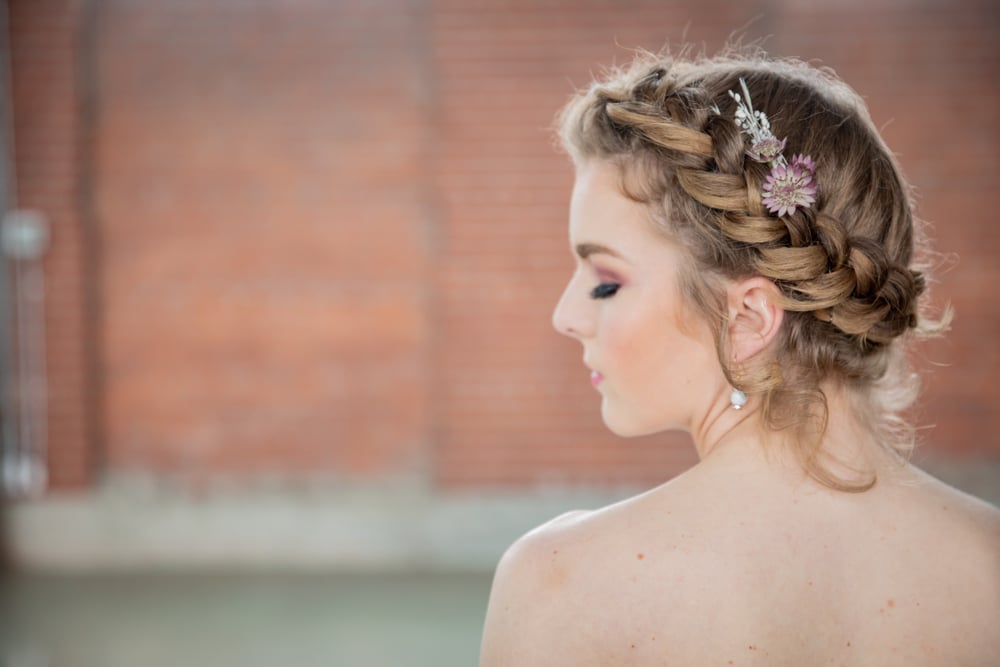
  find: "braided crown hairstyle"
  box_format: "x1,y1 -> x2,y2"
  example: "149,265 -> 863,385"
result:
558,50 -> 948,491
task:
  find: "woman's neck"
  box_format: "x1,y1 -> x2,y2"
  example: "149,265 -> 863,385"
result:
689,382 -> 903,490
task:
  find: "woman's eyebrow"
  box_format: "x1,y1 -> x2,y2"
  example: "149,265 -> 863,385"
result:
575,242 -> 625,261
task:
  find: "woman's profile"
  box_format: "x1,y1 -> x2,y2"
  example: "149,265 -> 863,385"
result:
479,48 -> 1000,666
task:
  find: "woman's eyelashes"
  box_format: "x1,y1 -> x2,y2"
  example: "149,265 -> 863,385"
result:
590,282 -> 620,299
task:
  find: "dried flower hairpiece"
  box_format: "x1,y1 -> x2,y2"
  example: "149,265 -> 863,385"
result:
727,78 -> 817,217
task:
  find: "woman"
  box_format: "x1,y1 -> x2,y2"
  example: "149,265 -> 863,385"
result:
480,50 -> 1000,666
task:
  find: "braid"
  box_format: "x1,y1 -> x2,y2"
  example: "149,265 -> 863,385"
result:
593,65 -> 925,351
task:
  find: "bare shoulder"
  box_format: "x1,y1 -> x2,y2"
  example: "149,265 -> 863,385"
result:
902,464 -> 1000,548
868,464 -> 1000,661
908,463 -> 1000,575
479,509 -> 597,666
478,486 -> 702,666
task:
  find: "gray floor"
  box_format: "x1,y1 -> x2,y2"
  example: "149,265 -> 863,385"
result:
0,570 -> 493,667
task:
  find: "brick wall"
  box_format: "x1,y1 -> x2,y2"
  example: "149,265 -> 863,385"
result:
10,0 -> 999,491
94,0 -> 434,478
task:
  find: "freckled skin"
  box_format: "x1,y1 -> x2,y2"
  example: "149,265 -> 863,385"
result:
479,162 -> 1000,667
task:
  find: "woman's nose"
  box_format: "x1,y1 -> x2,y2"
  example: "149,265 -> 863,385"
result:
552,279 -> 587,340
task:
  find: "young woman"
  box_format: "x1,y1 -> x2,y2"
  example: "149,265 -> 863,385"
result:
480,50 -> 1000,666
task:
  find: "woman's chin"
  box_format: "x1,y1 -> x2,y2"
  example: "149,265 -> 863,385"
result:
601,400 -> 679,438
601,403 -> 651,438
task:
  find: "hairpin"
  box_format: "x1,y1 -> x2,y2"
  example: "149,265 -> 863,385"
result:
727,78 -> 817,217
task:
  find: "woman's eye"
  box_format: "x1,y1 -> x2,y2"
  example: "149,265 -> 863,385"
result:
590,282 -> 620,299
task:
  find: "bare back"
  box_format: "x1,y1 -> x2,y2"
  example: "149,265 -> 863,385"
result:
480,460 -> 1000,666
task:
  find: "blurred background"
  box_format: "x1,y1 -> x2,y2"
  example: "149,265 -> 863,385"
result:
0,0 -> 997,665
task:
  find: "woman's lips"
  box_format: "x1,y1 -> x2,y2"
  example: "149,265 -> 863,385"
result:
590,370 -> 604,387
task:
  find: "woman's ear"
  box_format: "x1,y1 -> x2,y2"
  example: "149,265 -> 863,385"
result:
726,277 -> 784,364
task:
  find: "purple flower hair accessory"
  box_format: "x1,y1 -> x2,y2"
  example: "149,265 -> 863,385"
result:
762,158 -> 817,217
725,78 -> 818,217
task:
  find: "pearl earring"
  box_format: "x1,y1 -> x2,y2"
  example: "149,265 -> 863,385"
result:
730,388 -> 748,410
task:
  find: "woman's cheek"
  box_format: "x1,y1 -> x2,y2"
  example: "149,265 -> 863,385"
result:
600,313 -> 642,376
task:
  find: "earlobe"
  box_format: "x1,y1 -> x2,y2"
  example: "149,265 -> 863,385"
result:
726,277 -> 784,363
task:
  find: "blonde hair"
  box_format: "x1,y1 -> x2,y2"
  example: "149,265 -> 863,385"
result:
558,49 -> 948,491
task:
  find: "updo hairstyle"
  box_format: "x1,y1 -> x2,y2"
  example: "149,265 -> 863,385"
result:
558,49 -> 948,491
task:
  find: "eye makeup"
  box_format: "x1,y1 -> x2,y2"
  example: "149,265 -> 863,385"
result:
589,264 -> 624,299
590,282 -> 620,299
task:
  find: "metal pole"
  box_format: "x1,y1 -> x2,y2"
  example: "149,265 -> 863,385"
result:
0,0 -> 16,497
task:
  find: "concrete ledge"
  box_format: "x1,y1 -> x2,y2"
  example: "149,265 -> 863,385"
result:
4,458 -> 997,573
4,475 -> 638,572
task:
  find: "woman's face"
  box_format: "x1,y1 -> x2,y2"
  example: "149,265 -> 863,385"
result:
552,161 -> 723,437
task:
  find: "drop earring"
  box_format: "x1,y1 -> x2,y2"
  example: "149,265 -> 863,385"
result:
730,387 -> 748,410
730,367 -> 748,410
